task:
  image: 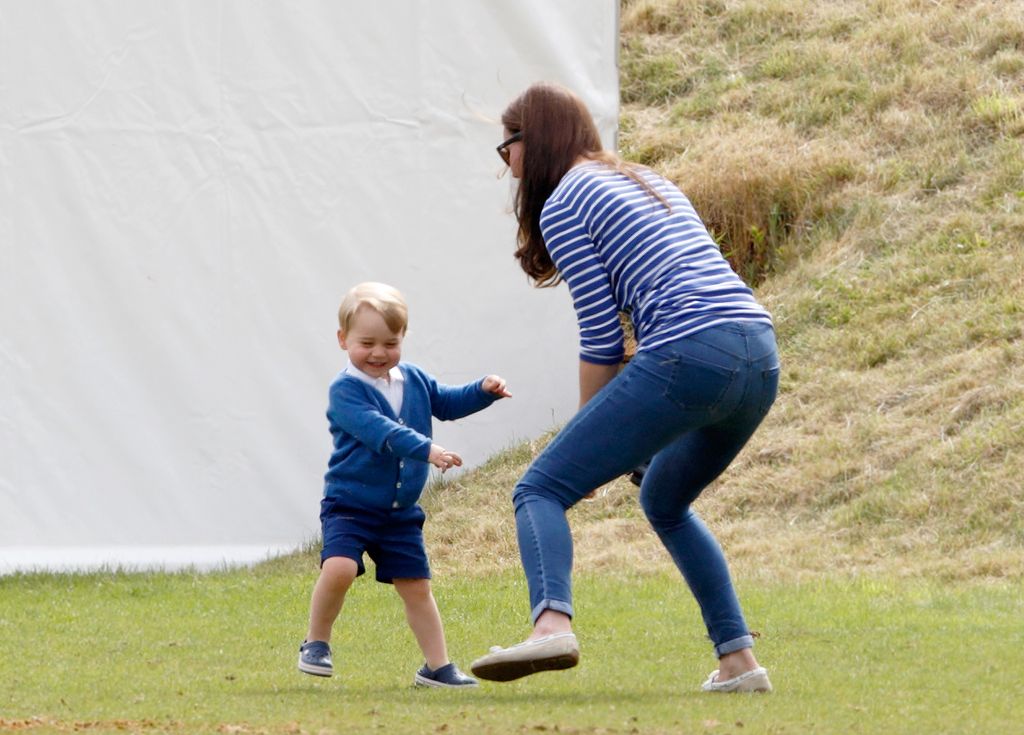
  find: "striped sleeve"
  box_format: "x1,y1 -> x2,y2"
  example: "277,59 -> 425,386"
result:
541,201 -> 625,365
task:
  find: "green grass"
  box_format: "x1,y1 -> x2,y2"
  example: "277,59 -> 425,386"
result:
2,566 -> 1022,734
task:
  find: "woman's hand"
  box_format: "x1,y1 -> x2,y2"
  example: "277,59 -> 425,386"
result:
482,375 -> 512,398
428,444 -> 463,472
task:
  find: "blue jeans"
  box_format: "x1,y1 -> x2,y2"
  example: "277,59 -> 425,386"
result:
513,321 -> 780,657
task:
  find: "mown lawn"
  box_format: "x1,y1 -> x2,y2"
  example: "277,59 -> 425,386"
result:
2,566 -> 1022,734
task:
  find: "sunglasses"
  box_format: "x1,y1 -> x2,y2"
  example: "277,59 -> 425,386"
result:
496,131 -> 523,165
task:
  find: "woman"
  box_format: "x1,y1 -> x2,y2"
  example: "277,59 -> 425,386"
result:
469,82 -> 779,693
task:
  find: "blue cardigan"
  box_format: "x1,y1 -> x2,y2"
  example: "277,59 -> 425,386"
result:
323,362 -> 498,511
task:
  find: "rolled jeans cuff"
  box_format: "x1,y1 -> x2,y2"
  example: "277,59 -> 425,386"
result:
531,599 -> 574,625
715,634 -> 754,658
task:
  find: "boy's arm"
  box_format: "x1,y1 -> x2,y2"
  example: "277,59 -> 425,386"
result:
428,374 -> 509,421
330,382 -> 432,461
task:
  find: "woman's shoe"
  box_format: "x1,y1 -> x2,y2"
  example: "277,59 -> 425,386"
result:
701,666 -> 772,692
470,633 -> 579,682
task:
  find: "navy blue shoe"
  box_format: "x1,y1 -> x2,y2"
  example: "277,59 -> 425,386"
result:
414,662 -> 479,688
628,460 -> 651,487
298,640 -> 333,677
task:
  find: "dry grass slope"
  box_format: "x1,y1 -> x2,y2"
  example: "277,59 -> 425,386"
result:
422,0 -> 1024,583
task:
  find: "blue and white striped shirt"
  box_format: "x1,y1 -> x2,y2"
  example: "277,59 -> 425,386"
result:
540,163 -> 773,365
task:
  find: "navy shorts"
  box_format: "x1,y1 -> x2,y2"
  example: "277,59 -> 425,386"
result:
319,497 -> 430,583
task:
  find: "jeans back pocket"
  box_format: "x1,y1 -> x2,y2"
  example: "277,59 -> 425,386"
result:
664,355 -> 738,414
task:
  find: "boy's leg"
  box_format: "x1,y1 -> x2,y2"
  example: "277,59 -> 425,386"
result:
306,556 -> 359,642
371,506 -> 474,684
393,578 -> 448,671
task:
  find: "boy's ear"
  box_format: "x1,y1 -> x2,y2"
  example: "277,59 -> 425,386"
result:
337,329 -> 347,350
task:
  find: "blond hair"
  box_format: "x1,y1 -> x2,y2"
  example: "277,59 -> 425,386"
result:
338,282 -> 408,335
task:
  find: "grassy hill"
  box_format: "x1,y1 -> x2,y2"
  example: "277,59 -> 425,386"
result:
417,0 -> 1024,584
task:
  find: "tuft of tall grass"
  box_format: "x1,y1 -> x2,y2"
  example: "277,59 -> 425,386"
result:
658,123 -> 857,284
971,93 -> 1024,135
620,0 -> 727,37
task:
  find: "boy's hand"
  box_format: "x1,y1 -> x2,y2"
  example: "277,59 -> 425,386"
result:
482,375 -> 512,398
428,444 -> 463,472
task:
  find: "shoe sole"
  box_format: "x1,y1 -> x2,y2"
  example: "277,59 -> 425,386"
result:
413,674 -> 479,689
297,660 -> 333,677
471,638 -> 580,683
702,668 -> 772,693
706,679 -> 772,692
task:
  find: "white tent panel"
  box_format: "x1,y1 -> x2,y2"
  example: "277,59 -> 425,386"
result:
0,1 -> 619,572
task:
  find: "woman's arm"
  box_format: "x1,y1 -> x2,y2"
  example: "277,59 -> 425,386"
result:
541,200 -> 625,366
578,359 -> 619,409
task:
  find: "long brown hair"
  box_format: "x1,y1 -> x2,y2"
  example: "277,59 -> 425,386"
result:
501,82 -> 667,287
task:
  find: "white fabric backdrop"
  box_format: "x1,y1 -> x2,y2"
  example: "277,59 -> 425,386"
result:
0,1 -> 620,572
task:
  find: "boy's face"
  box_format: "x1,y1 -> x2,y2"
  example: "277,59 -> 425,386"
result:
338,306 -> 404,380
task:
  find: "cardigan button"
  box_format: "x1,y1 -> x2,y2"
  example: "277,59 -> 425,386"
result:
396,482 -> 402,488
392,501 -> 399,508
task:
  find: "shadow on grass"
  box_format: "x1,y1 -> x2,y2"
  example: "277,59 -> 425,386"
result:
235,681 -> 681,706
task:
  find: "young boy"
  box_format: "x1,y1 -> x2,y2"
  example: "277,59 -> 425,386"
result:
299,281 -> 511,688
